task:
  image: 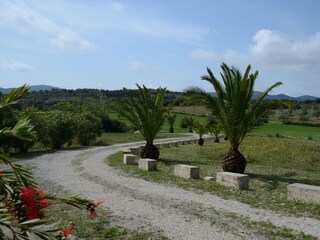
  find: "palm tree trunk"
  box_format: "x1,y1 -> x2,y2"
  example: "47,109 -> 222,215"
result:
141,143 -> 160,160
198,137 -> 204,146
221,148 -> 247,173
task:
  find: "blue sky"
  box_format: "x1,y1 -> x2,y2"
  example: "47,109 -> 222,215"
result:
1,0 -> 320,97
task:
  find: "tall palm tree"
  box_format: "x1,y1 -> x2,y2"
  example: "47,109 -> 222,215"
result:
185,63 -> 282,173
113,84 -> 167,160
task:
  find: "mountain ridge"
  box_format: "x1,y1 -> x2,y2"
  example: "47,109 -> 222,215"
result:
0,85 -> 61,94
0,85 -> 319,101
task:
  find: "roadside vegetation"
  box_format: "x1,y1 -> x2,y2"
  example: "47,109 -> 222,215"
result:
108,135 -> 320,220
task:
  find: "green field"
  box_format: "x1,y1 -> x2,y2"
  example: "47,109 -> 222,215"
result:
251,123 -> 320,140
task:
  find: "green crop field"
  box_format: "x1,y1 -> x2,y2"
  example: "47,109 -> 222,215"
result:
251,123 -> 320,140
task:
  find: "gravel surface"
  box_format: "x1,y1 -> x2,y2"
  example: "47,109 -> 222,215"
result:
24,137 -> 320,240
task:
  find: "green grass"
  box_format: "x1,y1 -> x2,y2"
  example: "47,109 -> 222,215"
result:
251,123 -> 320,140
108,136 -> 320,220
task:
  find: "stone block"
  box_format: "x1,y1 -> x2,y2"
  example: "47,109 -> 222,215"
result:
122,149 -> 131,155
161,142 -> 171,148
174,164 -> 200,179
170,141 -> 179,147
123,154 -> 136,165
287,183 -> 320,204
130,147 -> 141,155
138,158 -> 157,171
216,172 -> 249,190
178,140 -> 185,145
204,176 -> 214,181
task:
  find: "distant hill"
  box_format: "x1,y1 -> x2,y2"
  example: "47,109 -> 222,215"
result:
0,85 -> 61,94
212,91 -> 319,101
1,85 -> 318,102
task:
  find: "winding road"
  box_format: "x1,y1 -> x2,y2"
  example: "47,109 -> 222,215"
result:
25,137 -> 320,240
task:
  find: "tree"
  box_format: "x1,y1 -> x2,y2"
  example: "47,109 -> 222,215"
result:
75,112 -> 103,146
194,121 -> 207,146
179,116 -> 196,133
185,63 -> 282,173
167,113 -> 176,133
0,85 -> 101,239
209,123 -> 224,143
112,84 -> 167,160
36,111 -> 75,149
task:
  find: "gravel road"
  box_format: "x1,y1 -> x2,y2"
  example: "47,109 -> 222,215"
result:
25,137 -> 320,240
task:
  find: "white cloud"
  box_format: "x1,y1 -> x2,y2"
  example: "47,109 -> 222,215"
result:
0,1 -> 96,51
250,29 -> 320,70
191,29 -> 320,72
0,58 -> 33,72
190,29 -> 320,96
50,29 -> 96,51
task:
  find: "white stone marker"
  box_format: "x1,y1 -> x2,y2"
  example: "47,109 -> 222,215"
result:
174,164 -> 200,179
138,158 -> 157,171
287,183 -> 320,204
216,172 -> 249,190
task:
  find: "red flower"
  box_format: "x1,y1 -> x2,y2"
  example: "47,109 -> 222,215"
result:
88,200 -> 103,219
20,186 -> 49,219
61,224 -> 75,237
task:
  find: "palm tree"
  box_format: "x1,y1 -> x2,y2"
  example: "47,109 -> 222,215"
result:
167,113 -> 176,133
185,116 -> 195,133
113,84 -> 167,160
194,121 -> 207,146
185,63 -> 282,173
209,123 -> 224,143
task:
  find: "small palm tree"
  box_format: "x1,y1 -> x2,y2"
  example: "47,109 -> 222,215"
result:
167,113 -> 176,133
209,123 -> 223,143
185,63 -> 282,173
113,84 -> 167,160
194,121 -> 207,146
185,116 -> 195,133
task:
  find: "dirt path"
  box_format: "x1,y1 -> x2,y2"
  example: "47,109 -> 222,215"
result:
26,138 -> 320,240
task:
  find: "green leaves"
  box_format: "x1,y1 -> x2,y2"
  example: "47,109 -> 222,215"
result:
186,63 -> 282,150
0,85 -> 29,109
2,118 -> 36,141
112,84 -> 167,144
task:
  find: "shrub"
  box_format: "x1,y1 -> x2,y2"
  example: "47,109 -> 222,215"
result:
35,111 -> 75,149
179,116 -> 189,128
101,116 -> 128,133
75,112 -> 103,146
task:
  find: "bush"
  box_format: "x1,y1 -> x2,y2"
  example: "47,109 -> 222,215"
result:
101,116 -> 128,133
75,112 -> 103,146
34,111 -> 75,149
180,116 -> 189,128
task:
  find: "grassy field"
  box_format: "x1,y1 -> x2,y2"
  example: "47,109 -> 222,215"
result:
108,136 -> 320,221
251,123 -> 320,140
